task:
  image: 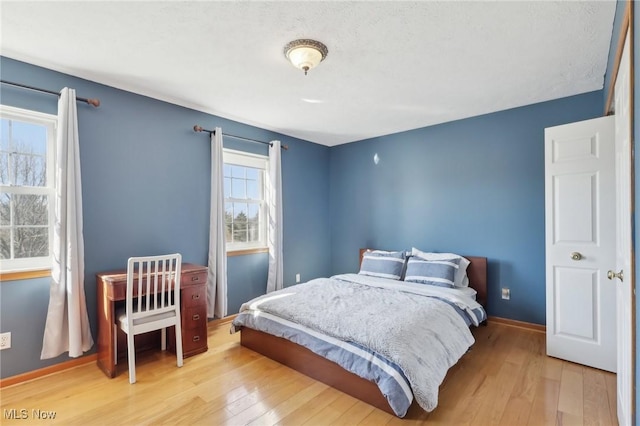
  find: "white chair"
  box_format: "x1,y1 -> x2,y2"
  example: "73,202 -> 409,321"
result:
116,253 -> 183,384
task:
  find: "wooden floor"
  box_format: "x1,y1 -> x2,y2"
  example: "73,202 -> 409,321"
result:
0,320 -> 617,425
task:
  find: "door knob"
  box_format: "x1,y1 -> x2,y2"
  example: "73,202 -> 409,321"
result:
570,252 -> 583,261
607,270 -> 624,281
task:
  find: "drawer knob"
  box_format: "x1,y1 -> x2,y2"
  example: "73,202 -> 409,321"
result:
192,293 -> 200,300
192,314 -> 200,321
193,335 -> 200,342
191,275 -> 199,281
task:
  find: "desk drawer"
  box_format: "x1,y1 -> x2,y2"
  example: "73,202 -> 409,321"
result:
110,280 -> 175,301
182,285 -> 206,308
183,323 -> 208,355
182,270 -> 207,287
184,305 -> 206,329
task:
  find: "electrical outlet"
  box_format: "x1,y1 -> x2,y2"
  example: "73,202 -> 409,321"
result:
0,332 -> 11,350
501,288 -> 511,300
295,273 -> 301,283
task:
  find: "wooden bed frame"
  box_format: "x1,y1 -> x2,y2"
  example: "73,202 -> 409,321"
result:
240,249 -> 488,416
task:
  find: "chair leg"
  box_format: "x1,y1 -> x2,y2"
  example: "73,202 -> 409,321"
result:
161,328 -> 166,351
174,322 -> 184,368
126,332 -> 136,384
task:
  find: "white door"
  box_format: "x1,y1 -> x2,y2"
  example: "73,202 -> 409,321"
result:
613,30 -> 633,426
545,115 -> 617,372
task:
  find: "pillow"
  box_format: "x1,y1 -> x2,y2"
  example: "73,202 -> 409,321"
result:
404,257 -> 460,288
411,247 -> 470,288
359,250 -> 406,280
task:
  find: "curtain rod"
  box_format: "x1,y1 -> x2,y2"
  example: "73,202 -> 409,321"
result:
1,80 -> 101,107
193,125 -> 288,150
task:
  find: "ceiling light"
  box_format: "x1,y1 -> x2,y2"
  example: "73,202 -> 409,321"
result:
284,39 -> 328,75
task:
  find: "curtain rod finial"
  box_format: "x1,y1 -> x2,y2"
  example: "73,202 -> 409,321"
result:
87,98 -> 100,107
193,125 -> 203,133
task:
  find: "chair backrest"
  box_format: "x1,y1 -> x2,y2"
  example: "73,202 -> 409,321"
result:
125,253 -> 182,321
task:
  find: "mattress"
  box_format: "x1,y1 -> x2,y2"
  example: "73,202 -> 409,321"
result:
231,273 -> 486,416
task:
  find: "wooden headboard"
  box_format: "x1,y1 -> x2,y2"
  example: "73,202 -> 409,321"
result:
359,248 -> 487,307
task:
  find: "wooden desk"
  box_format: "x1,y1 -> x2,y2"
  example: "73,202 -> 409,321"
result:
96,263 -> 208,378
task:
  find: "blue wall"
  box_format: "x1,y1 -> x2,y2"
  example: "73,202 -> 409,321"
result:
0,59 -> 608,377
0,56 -> 331,378
329,91 -> 603,325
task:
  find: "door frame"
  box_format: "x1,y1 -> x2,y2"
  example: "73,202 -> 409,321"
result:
605,0 -> 636,422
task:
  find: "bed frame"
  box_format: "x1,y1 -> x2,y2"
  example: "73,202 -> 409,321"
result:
240,249 -> 488,416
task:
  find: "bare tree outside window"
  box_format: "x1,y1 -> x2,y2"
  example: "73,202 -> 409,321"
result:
0,115 -> 53,264
222,151 -> 267,251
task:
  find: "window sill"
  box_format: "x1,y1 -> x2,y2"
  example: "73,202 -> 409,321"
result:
0,269 -> 51,282
227,248 -> 269,257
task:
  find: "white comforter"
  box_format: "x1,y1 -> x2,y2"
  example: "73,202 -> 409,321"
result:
237,273 -> 481,412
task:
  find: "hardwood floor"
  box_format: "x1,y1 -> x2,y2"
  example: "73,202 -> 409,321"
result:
0,320 -> 617,425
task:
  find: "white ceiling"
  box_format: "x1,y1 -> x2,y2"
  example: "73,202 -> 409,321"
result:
0,1 -> 616,147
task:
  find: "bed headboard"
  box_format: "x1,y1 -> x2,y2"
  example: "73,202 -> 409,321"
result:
359,248 -> 487,307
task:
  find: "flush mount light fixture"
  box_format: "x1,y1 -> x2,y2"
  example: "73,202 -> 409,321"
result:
284,39 -> 328,75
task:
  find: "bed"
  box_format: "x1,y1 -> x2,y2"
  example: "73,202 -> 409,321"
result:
231,248 -> 487,417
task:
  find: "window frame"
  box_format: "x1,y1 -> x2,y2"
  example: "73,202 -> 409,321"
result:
223,148 -> 269,253
0,104 -> 57,274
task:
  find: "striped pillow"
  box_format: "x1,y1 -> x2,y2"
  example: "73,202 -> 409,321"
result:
404,257 -> 460,288
411,248 -> 470,288
359,251 -> 406,280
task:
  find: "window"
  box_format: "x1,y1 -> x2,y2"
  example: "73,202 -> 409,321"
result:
0,105 -> 57,273
223,149 -> 268,252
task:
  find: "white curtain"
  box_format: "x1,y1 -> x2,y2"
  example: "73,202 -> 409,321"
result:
207,128 -> 228,318
41,88 -> 94,359
266,140 -> 283,293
